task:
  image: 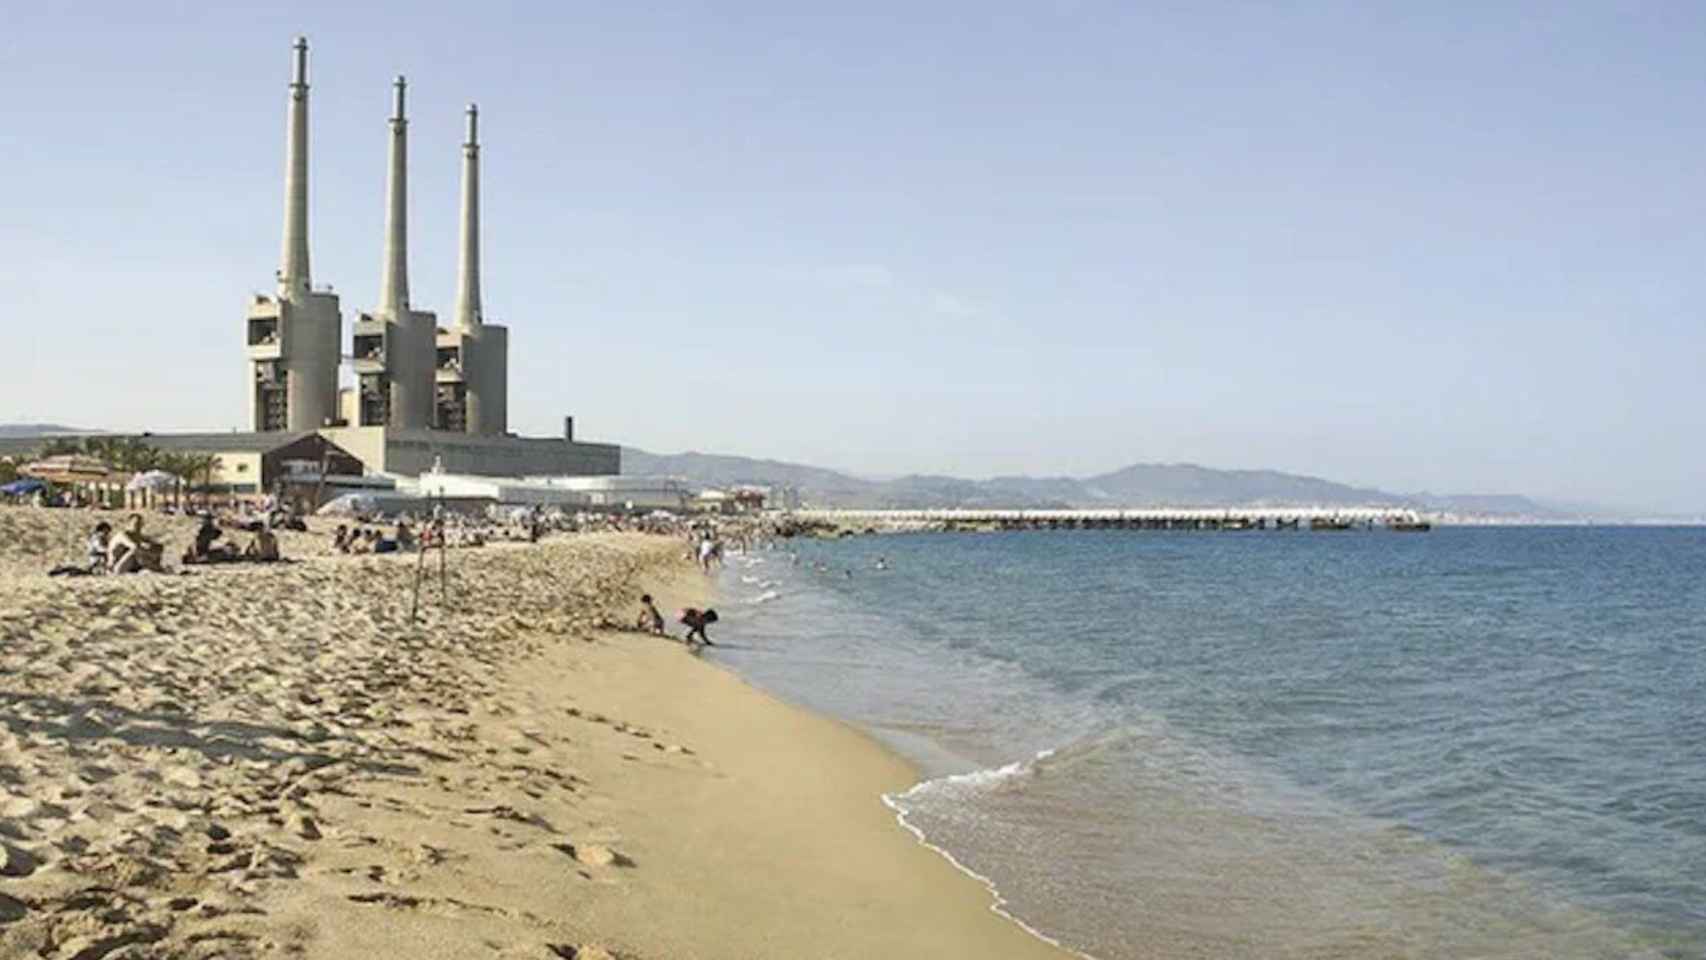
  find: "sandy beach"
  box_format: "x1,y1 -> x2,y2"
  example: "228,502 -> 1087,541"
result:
0,509 -> 1068,959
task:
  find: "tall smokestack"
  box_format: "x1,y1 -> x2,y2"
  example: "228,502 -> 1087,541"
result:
453,103 -> 482,331
377,75 -> 409,318
278,36 -> 311,300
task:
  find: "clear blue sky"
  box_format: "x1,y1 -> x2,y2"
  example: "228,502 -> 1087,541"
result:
3,2 -> 1703,512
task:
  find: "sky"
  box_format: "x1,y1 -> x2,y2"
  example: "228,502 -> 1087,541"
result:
2,2 -> 1703,512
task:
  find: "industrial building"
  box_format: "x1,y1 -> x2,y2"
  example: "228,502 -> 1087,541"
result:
236,37 -> 615,480
245,37 -> 341,434
349,76 -> 436,433
420,472 -> 695,511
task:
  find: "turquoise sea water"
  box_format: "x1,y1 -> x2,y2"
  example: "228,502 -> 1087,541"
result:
713,528 -> 1706,959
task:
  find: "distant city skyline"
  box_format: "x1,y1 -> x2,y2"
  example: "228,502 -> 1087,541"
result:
3,3 -> 1704,512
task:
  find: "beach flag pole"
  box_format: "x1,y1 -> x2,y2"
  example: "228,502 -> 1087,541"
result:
410,523 -> 429,622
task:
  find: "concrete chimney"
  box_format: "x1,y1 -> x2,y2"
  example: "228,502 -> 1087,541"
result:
377,75 -> 409,318
453,103 -> 482,331
278,36 -> 311,300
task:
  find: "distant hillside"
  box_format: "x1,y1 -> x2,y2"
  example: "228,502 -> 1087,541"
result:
1074,463 -> 1393,507
1409,493 -> 1562,517
619,450 -> 883,503
0,423 -> 91,438
622,447 -> 1566,518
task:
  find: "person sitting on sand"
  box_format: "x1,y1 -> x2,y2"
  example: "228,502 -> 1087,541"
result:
244,525 -> 280,562
189,513 -> 224,560
108,514 -> 165,574
333,524 -> 352,553
636,594 -> 666,635
349,528 -> 372,555
86,521 -> 112,573
395,520 -> 415,552
679,607 -> 718,647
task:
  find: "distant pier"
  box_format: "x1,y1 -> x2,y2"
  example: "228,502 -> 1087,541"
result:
785,507 -> 1432,533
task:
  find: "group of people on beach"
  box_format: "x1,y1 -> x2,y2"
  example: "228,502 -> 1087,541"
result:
39,496 -> 777,656
182,513 -> 281,565
52,512 -> 284,576
332,522 -> 414,555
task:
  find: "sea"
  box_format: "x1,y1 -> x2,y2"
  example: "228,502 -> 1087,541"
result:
710,527 -> 1706,959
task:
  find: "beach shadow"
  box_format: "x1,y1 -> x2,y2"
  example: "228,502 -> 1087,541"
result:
0,689 -> 422,778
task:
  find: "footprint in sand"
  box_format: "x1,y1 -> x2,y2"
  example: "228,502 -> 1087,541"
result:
550,842 -> 633,868
0,841 -> 39,878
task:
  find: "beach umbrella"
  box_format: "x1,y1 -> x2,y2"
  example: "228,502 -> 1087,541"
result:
126,469 -> 179,492
0,478 -> 47,496
20,454 -> 116,483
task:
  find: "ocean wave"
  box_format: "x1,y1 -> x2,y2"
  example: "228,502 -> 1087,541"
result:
883,746 -> 1096,960
894,747 -> 1057,800
747,590 -> 781,605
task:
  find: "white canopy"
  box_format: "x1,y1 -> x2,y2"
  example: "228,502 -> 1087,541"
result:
125,469 -> 178,492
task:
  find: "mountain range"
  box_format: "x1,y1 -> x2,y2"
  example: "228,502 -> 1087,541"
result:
619,448 -> 1570,518
0,424 -> 1576,518
0,423 -> 92,438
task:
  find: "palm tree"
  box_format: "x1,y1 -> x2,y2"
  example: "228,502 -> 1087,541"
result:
178,453 -> 221,491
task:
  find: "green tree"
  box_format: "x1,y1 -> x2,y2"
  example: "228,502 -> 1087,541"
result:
37,438 -> 82,457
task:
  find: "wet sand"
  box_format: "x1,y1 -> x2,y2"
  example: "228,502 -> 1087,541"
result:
0,511 -> 1068,959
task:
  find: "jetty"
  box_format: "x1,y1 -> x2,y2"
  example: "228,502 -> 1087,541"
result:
786,507 -> 1432,533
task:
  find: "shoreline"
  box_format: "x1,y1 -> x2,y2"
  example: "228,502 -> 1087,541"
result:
0,516 -> 1071,959
531,556 -> 1074,959
694,562 -> 1092,959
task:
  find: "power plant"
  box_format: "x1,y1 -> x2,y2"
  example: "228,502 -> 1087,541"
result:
245,37 -> 342,434
351,76 -> 437,433
238,36 -> 614,480
436,103 -> 509,437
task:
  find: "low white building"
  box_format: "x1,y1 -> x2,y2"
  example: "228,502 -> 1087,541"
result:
518,474 -> 694,510
416,472 -> 593,508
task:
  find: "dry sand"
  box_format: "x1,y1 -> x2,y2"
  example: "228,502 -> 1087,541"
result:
0,510 -> 1070,959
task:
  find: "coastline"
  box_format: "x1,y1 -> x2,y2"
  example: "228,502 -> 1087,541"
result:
530,557 -> 1074,959
0,516 -> 1070,959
